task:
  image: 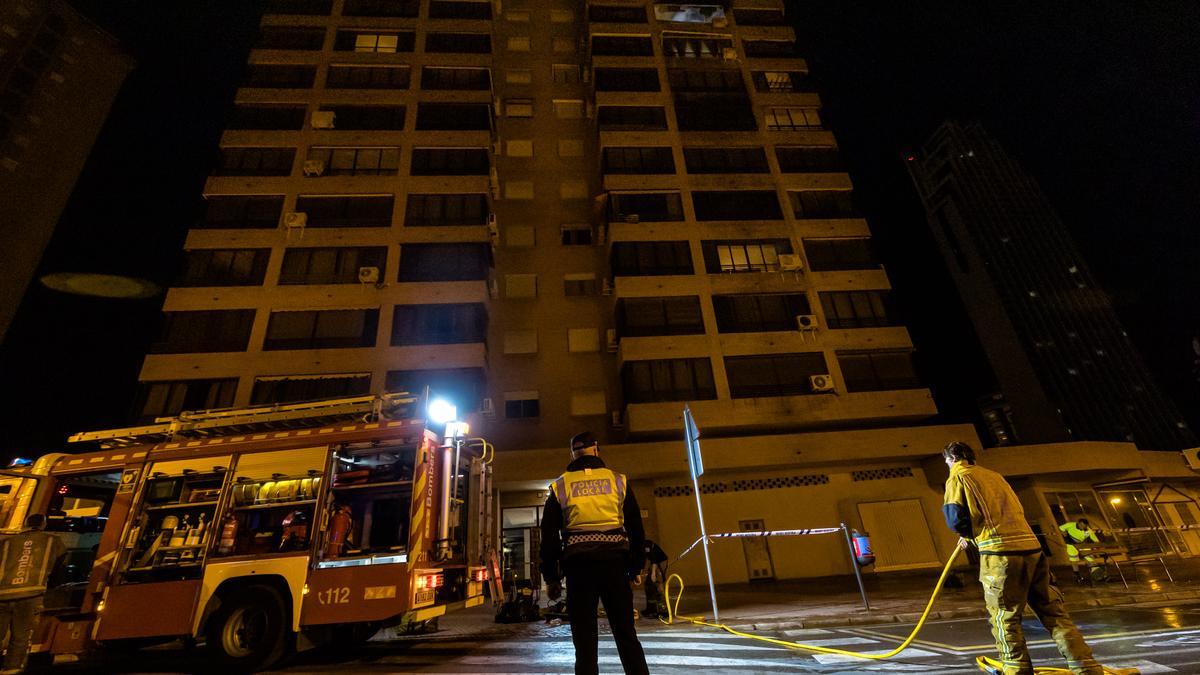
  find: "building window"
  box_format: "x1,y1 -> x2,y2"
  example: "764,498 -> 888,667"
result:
397,243 -> 490,282
341,0 -> 420,17
385,368 -> 486,408
765,107 -> 822,130
507,36 -> 531,52
293,195 -> 394,228
504,98 -> 534,117
611,241 -> 693,276
263,309 -> 380,350
803,238 -> 878,271
561,224 -> 593,246
505,274 -> 538,298
391,303 -> 487,345
404,194 -> 489,227
177,249 -> 270,287
726,353 -> 829,398
136,379 -> 237,422
591,35 -> 654,56
151,310 -> 256,354
602,147 -> 676,174
425,32 -> 492,54
256,26 -> 327,50
551,8 -> 575,23
227,105 -> 307,131
713,293 -> 811,333
776,146 -> 843,172
654,4 -> 726,23
837,351 -> 921,392
505,69 -> 532,84
214,147 -> 295,176
553,100 -> 585,119
820,291 -> 901,329
588,5 -> 646,23
262,0 -> 333,16
617,296 -> 705,337
597,106 -> 669,131
692,191 -> 782,220
317,105 -> 406,130
752,70 -> 807,93
702,239 -> 792,273
594,67 -> 659,92
251,374 -> 371,405
243,64 -> 317,88
789,190 -> 856,218
415,103 -> 492,131
743,39 -> 797,58
428,0 -> 492,19
420,66 -> 491,90
306,146 -> 399,175
667,68 -> 744,92
673,92 -> 756,131
683,147 -> 769,174
552,64 -> 582,84
278,247 -> 388,285
563,272 -> 597,295
622,358 -> 716,403
662,36 -> 732,59
332,30 -> 415,52
199,196 -> 284,229
410,148 -> 490,176
325,64 -> 411,89
608,192 -> 684,222
504,392 -> 540,419
734,8 -> 786,26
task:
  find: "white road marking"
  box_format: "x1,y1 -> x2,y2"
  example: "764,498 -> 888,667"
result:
809,647 -> 940,665
379,653 -> 813,669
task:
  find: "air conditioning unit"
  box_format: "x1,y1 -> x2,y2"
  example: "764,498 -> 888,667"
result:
610,410 -> 624,429
623,214 -> 640,224
778,254 -> 803,271
809,374 -> 835,393
796,314 -> 818,331
605,329 -> 619,353
303,159 -> 326,177
480,397 -> 496,417
1184,447 -> 1200,470
722,47 -> 738,61
283,212 -> 307,229
712,16 -> 729,28
310,110 -> 336,129
357,266 -> 380,284
601,279 -> 613,296
488,279 -> 500,299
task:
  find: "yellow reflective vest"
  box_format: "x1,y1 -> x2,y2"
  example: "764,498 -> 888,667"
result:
551,466 -> 627,533
1059,522 -> 1099,560
943,462 -> 1041,554
0,529 -> 66,601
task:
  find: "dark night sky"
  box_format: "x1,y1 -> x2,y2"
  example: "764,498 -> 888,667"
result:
1,2 -> 1198,457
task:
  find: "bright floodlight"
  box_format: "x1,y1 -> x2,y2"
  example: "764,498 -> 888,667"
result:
428,399 -> 457,424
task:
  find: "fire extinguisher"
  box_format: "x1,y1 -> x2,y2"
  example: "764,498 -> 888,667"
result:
851,529 -> 875,567
324,504 -> 353,557
217,513 -> 238,555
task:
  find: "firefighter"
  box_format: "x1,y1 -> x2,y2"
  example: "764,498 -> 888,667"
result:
0,514 -> 66,674
1059,519 -> 1103,583
540,431 -> 649,675
941,441 -> 1135,675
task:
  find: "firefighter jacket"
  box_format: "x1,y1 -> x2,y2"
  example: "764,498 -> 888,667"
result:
942,461 -> 1042,555
0,529 -> 66,601
539,455 -> 645,584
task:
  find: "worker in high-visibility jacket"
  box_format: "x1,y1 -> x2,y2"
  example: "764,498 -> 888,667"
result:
941,441 -> 1135,675
1060,519 -> 1100,563
540,431 -> 648,675
0,513 -> 66,674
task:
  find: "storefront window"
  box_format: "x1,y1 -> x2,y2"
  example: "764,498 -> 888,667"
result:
1097,489 -> 1168,556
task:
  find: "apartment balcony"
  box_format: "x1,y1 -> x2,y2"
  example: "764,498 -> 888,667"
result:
602,173 -> 681,192
807,269 -> 893,292
716,326 -> 913,356
616,333 -> 711,364
163,280 -> 489,312
593,91 -> 664,107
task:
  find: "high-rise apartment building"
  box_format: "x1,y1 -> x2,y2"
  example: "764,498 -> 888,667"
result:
907,121 -> 1195,451
0,0 -> 133,344
139,0 -> 980,582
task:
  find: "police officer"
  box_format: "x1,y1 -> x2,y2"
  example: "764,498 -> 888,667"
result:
0,514 -> 66,674
540,432 -> 649,675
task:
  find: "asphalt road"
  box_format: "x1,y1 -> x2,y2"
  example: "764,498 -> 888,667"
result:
60,602 -> 1200,673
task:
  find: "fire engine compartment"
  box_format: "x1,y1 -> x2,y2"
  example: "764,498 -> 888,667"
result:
320,441 -> 416,565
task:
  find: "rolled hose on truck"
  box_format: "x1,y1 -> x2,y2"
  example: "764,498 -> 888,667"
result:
661,547 -> 1139,675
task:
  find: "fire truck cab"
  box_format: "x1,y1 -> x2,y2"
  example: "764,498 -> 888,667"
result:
0,392 -> 498,671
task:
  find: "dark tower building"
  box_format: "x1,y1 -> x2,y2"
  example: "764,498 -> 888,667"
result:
907,120 -> 1195,451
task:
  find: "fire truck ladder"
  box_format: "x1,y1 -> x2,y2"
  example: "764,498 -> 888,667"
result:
67,392 -> 421,449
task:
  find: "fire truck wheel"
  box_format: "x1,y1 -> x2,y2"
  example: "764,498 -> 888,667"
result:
205,586 -> 290,671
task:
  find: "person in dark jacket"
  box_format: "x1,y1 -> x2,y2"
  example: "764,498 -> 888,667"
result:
540,432 -> 648,675
641,539 -> 668,618
0,514 -> 66,673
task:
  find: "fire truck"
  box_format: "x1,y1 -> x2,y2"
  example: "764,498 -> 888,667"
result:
0,392 -> 499,671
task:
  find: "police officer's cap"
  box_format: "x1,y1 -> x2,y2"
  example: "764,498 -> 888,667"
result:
570,431 -> 598,454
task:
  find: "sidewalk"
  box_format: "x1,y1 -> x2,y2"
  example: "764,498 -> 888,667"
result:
663,558 -> 1200,631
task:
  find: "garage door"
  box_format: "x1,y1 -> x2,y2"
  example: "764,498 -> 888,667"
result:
857,499 -> 941,571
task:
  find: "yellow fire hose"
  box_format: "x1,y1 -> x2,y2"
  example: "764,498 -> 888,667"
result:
661,547 -> 1137,674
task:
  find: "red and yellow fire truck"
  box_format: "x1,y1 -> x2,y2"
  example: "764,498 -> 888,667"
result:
0,392 -> 498,671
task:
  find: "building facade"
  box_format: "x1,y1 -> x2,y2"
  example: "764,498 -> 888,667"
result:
0,0 -> 133,344
906,121 -> 1196,452
141,1 -> 1198,584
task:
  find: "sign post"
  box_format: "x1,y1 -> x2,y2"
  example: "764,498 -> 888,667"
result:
683,405 -> 719,624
